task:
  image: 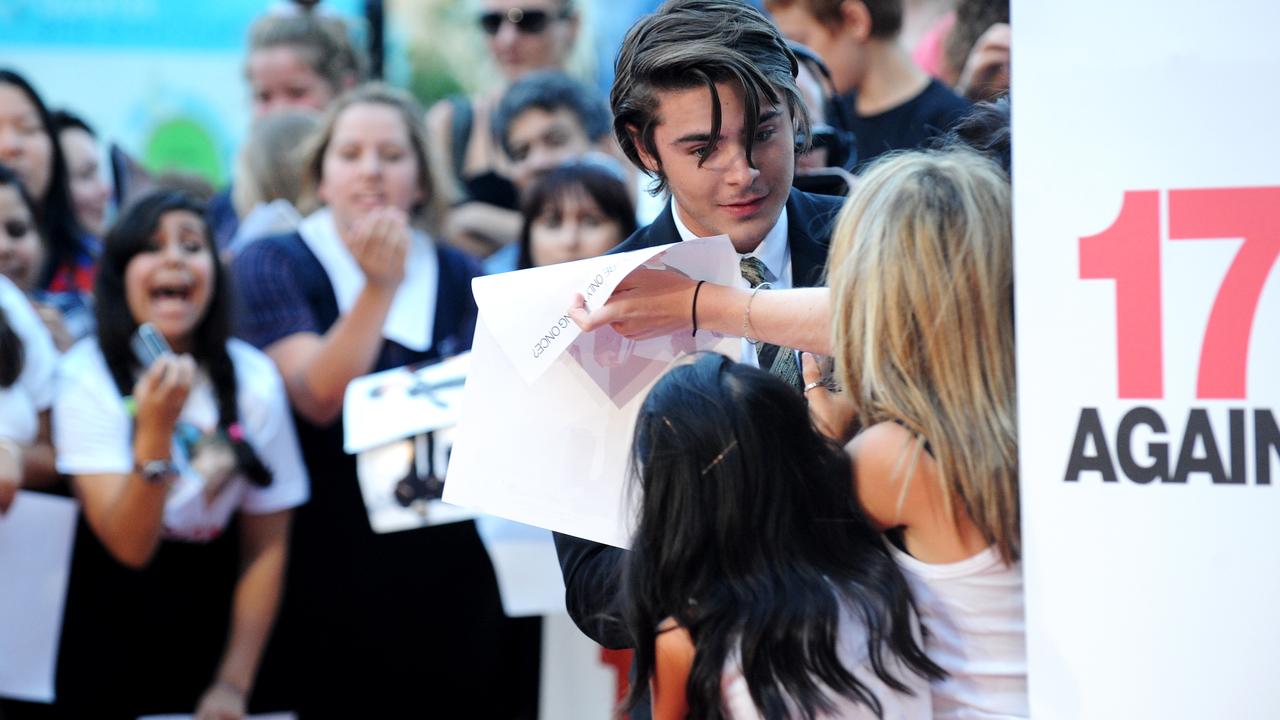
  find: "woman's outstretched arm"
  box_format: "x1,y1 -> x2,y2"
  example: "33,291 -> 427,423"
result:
568,268 -> 832,354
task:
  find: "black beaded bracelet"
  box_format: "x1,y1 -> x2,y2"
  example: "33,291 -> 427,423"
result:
691,280 -> 708,337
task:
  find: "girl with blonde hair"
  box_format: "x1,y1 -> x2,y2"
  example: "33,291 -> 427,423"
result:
826,149 -> 1025,718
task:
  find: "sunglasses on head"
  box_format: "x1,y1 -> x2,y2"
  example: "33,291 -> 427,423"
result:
479,7 -> 569,35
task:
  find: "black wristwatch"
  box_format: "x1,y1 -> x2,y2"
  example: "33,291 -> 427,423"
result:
136,458 -> 179,485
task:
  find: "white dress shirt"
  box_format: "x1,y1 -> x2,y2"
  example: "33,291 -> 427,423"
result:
671,201 -> 791,366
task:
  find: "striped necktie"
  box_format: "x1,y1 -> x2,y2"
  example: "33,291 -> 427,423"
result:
739,256 -> 802,390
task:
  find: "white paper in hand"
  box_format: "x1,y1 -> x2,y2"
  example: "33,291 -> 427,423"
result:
444,236 -> 742,548
469,243 -> 658,385
342,353 -> 470,454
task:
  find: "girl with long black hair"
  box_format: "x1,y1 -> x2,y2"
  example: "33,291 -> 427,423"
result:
52,190 -> 308,718
0,69 -> 93,294
624,353 -> 943,719
0,72 -> 97,350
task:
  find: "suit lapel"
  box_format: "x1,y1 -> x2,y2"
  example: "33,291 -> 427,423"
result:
785,189 -> 837,288
613,201 -> 679,253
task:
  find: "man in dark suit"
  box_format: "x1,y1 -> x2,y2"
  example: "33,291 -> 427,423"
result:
553,0 -> 846,659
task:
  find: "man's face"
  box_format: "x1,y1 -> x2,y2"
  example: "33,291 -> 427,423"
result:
637,81 -> 794,253
506,106 -> 594,191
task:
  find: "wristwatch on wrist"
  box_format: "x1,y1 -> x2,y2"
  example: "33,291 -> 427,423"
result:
135,458 -> 178,485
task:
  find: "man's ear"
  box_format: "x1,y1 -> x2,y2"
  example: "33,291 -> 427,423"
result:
628,124 -> 662,175
839,0 -> 873,43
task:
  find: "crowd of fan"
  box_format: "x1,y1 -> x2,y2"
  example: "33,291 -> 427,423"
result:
0,0 -> 1015,718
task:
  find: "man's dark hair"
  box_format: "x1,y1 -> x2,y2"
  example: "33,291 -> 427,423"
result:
611,0 -> 810,194
493,71 -> 611,157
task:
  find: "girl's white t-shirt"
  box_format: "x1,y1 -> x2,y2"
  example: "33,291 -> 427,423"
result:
54,337 -> 309,542
887,544 -> 1028,719
0,275 -> 57,444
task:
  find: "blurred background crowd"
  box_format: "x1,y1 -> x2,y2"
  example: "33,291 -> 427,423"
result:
0,0 -> 1011,717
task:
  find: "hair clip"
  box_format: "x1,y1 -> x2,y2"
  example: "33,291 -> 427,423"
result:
700,439 -> 738,476
661,416 -> 677,433
226,422 -> 245,443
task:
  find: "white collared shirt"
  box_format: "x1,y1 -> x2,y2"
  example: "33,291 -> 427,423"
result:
297,208 -> 439,352
671,201 -> 792,365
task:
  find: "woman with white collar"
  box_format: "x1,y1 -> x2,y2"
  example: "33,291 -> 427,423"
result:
232,83 -> 514,717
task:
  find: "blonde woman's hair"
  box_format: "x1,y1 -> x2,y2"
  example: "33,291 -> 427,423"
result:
828,149 -> 1019,562
301,82 -> 452,232
232,109 -> 320,218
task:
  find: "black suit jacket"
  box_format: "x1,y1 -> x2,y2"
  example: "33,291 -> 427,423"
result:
553,188 -> 844,649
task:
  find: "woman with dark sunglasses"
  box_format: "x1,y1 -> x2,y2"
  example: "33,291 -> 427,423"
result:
477,0 -> 578,79
424,0 -> 580,260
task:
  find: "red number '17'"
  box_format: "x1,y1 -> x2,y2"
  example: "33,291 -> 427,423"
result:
1079,187 -> 1280,399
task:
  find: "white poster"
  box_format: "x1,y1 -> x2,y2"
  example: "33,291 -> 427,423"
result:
0,492 -> 77,703
445,238 -> 742,548
1013,1 -> 1280,718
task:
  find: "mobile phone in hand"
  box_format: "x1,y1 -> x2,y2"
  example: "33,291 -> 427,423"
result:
130,322 -> 171,368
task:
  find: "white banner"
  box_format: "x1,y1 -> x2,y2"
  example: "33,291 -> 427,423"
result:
1013,1 -> 1280,718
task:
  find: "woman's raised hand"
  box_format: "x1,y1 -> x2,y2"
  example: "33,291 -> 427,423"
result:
349,206 -> 410,291
132,354 -> 196,439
